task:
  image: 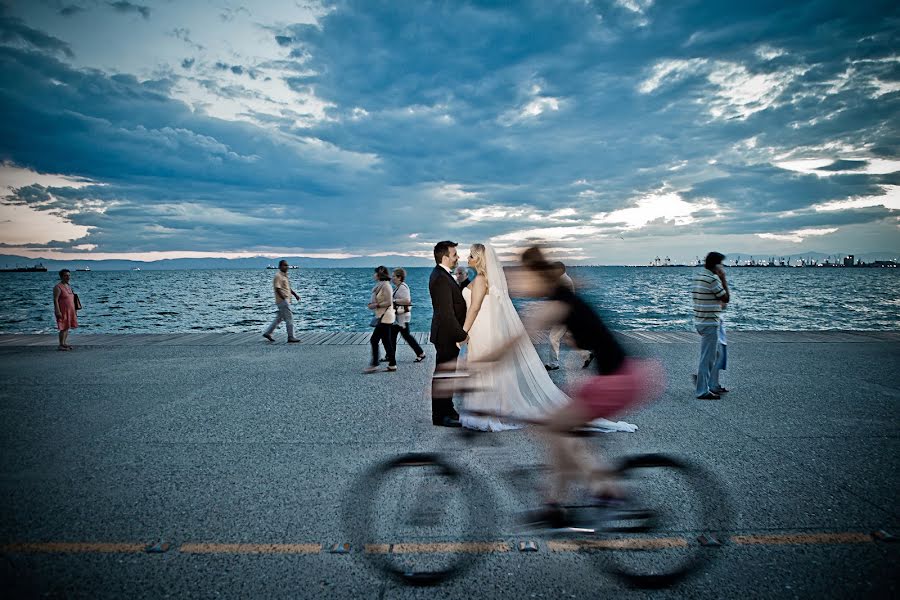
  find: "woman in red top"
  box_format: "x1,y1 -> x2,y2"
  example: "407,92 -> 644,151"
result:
53,269 -> 78,351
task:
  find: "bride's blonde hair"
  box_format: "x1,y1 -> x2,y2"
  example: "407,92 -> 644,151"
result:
469,243 -> 489,288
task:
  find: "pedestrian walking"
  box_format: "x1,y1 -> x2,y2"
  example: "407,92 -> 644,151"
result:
692,252 -> 730,399
365,266 -> 396,373
53,269 -> 78,351
263,260 -> 301,343
545,261 -> 575,371
390,268 -> 426,362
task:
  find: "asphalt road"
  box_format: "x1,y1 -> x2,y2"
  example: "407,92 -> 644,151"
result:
0,333 -> 897,598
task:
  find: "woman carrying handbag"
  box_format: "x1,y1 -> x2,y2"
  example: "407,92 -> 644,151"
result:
364,266 -> 397,373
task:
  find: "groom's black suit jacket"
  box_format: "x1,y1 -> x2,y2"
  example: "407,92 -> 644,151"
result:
429,266 -> 469,346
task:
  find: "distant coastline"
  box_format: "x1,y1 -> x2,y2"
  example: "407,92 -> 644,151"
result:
1,250 -> 897,271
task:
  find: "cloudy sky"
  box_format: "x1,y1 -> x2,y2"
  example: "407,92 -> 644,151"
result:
0,0 -> 898,264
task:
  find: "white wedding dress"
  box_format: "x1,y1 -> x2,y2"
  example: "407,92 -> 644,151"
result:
458,245 -> 637,434
460,284 -> 524,431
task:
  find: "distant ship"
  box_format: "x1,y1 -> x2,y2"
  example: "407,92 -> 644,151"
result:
76,266 -> 91,272
266,265 -> 298,269
132,267 -> 141,271
0,263 -> 48,273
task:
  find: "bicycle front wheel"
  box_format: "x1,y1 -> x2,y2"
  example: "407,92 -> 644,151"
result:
595,453 -> 730,589
343,453 -> 495,586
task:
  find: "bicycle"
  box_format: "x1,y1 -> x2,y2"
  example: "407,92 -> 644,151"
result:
342,371 -> 731,589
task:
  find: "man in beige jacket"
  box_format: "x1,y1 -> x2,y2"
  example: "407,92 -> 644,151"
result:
263,260 -> 301,343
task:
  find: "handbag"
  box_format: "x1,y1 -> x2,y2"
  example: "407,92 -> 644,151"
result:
393,283 -> 410,314
73,293 -> 82,311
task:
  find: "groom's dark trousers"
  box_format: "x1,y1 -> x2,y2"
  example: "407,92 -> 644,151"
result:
432,343 -> 461,423
429,265 -> 470,424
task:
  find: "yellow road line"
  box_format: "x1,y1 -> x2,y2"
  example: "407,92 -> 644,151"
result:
731,533 -> 873,546
0,542 -> 146,554
549,538 -> 689,551
0,532 -> 885,556
179,543 -> 322,554
390,542 -> 510,554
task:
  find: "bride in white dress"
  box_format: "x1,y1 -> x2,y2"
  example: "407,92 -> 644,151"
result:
459,243 -> 636,433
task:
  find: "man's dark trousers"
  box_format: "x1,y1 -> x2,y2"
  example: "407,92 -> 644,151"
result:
432,343 -> 461,424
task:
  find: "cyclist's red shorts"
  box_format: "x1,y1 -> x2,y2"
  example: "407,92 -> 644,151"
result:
573,358 -> 665,420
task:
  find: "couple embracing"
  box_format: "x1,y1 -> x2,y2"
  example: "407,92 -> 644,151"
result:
429,240 -> 597,431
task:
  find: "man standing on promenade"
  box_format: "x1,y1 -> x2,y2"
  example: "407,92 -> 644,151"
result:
545,261 -> 576,371
263,260 -> 301,343
693,252 -> 730,399
429,241 -> 469,427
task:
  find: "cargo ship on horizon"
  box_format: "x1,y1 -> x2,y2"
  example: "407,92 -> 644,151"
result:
0,263 -> 48,273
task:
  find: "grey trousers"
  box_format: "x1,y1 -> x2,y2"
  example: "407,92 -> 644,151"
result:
264,301 -> 295,339
546,325 -> 566,367
547,326 -> 588,368
695,323 -> 720,396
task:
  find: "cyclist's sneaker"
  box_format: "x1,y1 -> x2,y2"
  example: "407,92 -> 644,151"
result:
521,504 -> 572,529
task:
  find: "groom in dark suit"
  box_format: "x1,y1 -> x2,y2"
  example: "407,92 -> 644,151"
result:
429,240 -> 470,427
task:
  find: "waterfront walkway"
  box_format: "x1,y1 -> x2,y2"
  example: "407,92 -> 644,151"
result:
0,331 -> 897,598
2,329 -> 899,347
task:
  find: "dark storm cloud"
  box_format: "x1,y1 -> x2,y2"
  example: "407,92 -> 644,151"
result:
0,12 -> 74,57
108,1 -> 149,20
58,5 -> 84,17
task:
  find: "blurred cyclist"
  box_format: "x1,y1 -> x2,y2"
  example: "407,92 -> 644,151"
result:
469,246 -> 664,528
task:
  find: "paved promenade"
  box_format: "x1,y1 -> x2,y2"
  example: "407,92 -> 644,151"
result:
0,331 -> 897,598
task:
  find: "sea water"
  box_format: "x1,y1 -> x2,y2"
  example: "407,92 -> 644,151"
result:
1,266 -> 897,334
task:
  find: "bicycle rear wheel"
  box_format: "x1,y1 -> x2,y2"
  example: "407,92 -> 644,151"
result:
593,453 -> 730,588
343,453 -> 494,586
